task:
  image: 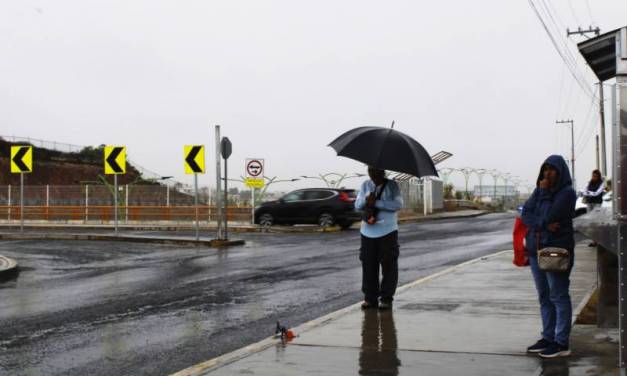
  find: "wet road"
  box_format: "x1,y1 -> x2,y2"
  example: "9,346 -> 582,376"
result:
0,213 -> 514,376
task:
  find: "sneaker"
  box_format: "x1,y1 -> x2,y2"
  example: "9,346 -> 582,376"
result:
527,339 -> 553,353
539,342 -> 571,358
378,301 -> 392,310
361,300 -> 378,309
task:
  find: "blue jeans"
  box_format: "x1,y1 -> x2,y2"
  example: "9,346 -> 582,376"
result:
529,256 -> 573,346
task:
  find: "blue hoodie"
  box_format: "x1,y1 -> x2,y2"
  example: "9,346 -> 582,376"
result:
521,155 -> 577,255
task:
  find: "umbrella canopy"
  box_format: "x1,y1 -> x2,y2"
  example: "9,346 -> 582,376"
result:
328,126 -> 439,178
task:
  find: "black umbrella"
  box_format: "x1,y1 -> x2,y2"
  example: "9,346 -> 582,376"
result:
328,126 -> 439,178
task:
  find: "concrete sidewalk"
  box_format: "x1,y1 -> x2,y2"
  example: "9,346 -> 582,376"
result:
173,242 -> 616,376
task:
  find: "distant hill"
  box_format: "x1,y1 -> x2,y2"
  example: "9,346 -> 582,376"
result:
0,138 -> 153,186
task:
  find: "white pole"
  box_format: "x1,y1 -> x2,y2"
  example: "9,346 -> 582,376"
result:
7,185 -> 11,221
423,179 -> 428,216
166,185 -> 170,207
114,175 -> 118,235
20,173 -> 24,233
215,125 -> 223,239
194,173 -> 199,241
85,185 -> 89,223
46,184 -> 50,207
251,187 -> 255,225
125,184 -> 129,223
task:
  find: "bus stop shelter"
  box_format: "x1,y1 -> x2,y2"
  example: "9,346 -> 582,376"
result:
576,26 -> 627,367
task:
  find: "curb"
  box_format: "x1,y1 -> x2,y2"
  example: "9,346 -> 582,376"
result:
0,233 -> 245,247
169,249 -> 511,376
398,210 -> 489,224
0,254 -> 18,275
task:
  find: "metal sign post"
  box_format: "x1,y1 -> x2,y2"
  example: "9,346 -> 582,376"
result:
10,146 -> 33,233
245,158 -> 265,224
221,137 -> 232,240
114,174 -> 118,235
215,126 -> 223,240
194,174 -> 199,241
103,146 -> 126,236
20,173 -> 24,233
184,145 -> 206,242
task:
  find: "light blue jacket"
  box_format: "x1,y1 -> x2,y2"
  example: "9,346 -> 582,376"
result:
355,179 -> 404,238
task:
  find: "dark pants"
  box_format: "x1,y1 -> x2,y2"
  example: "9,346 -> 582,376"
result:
360,231 -> 399,303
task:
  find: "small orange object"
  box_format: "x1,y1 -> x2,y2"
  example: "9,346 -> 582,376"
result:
285,330 -> 295,340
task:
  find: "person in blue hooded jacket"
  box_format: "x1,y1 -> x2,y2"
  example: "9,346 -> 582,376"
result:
522,155 -> 577,358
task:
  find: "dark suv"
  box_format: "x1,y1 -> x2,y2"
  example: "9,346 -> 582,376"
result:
254,188 -> 360,229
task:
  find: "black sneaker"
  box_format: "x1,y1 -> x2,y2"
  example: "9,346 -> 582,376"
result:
539,342 -> 571,358
527,339 -> 553,353
361,300 -> 378,309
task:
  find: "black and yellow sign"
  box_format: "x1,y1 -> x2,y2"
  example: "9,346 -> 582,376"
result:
104,146 -> 126,175
10,146 -> 33,173
184,145 -> 205,174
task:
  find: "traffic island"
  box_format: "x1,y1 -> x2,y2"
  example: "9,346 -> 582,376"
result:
0,233 -> 245,247
0,254 -> 18,279
172,241 -> 599,376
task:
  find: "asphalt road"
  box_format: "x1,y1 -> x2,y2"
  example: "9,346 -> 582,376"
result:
0,213 -> 515,376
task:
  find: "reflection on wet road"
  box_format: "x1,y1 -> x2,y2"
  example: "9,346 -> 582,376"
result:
0,213 -> 514,376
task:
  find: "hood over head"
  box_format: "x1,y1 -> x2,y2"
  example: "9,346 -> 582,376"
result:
536,155 -> 572,191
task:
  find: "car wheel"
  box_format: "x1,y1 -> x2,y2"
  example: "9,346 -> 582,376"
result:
318,212 -> 335,228
259,213 -> 274,227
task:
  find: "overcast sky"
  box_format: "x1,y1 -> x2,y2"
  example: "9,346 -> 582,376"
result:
1,1 -> 626,192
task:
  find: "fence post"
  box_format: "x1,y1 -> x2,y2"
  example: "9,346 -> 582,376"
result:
85,185 -> 89,223
166,185 -> 170,207
7,185 -> 11,222
46,184 -> 50,220
125,185 -> 129,223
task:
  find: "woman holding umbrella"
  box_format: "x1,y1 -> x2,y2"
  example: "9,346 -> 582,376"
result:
329,125 -> 438,310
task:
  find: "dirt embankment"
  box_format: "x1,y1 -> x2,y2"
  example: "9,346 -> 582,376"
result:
0,139 -> 146,186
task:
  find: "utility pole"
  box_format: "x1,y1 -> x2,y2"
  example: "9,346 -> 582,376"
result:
596,135 -> 600,171
566,26 -> 607,176
556,119 -> 576,188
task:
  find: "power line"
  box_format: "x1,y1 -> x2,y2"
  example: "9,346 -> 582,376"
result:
527,0 -> 596,101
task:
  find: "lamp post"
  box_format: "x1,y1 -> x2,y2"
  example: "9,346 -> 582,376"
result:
459,167 -> 475,200
475,169 -> 488,202
489,170 -> 501,205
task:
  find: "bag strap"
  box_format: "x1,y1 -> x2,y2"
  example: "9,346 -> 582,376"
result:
375,179 -> 388,200
536,232 -> 540,251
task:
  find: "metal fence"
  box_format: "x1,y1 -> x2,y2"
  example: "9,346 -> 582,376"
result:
0,185 -> 251,223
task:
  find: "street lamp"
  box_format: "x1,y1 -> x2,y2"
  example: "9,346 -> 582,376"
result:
475,169 -> 488,201
459,167 -> 475,200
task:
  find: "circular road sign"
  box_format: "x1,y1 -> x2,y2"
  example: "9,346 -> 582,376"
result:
246,159 -> 263,178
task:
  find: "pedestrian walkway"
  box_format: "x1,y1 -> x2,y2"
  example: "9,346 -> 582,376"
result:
173,241 -> 613,376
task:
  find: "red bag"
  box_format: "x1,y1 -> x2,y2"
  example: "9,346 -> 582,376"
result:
513,217 -> 529,267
